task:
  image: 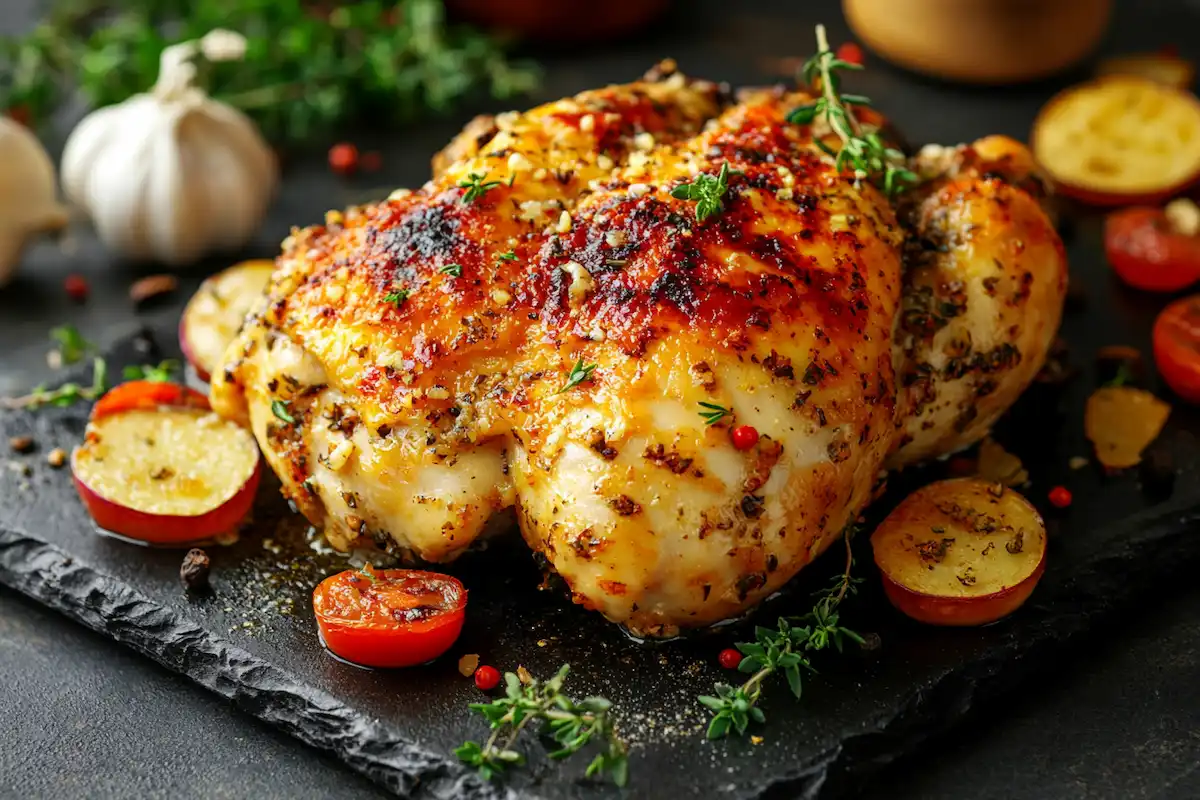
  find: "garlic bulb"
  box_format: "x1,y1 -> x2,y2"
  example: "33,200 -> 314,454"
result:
0,117 -> 69,287
61,30 -> 278,266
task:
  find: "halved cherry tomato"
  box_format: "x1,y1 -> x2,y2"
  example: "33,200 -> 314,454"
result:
1154,295 -> 1200,403
1104,207 -> 1200,292
91,380 -> 210,420
313,566 -> 467,668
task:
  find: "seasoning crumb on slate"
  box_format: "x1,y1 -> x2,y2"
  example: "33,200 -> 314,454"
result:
1068,456 -> 1088,470
8,435 -> 34,454
516,665 -> 533,685
129,274 -> 179,305
750,735 -> 764,745
858,631 -> 883,657
46,447 -> 66,468
180,548 -> 211,591
458,653 -> 480,677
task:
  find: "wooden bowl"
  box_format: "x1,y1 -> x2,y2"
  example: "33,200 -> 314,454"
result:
842,0 -> 1113,84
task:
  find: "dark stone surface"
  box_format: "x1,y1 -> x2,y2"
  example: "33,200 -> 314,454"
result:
5,1 -> 1200,798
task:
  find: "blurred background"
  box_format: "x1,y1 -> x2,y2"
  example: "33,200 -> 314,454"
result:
4,1 -> 1200,798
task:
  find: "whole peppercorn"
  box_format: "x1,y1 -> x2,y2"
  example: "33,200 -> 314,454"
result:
180,548 -> 211,591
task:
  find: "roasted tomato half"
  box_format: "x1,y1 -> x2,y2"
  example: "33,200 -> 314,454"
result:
312,566 -> 467,668
1104,205 -> 1200,292
1154,294 -> 1200,403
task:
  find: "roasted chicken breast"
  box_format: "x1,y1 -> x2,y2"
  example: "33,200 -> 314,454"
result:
211,64 -> 1066,637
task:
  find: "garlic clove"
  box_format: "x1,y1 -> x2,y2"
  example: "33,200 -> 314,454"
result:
0,117 -> 70,286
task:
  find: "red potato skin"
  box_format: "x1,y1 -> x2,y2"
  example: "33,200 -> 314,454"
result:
178,315 -> 212,384
313,570 -> 467,668
878,552 -> 1047,627
71,456 -> 262,547
72,380 -> 261,546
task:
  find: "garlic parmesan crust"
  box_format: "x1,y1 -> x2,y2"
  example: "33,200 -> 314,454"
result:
211,64 -> 1066,637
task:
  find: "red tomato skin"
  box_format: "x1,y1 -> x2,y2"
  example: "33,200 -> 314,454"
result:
474,665 -> 501,691
312,570 -> 467,669
718,648 -> 743,669
1104,208 -> 1200,292
64,274 -> 90,303
1154,295 -> 1200,404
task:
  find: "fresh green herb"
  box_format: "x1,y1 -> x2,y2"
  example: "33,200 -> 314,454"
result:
700,528 -> 864,739
271,399 -> 296,424
123,359 -> 179,383
383,288 -> 411,308
458,172 -> 503,204
786,25 -> 918,197
698,401 -> 732,426
439,263 -> 463,277
670,162 -> 737,222
455,664 -> 628,786
4,357 -> 108,410
1105,361 -> 1134,388
497,250 -> 518,262
0,0 -> 538,145
558,359 -> 597,393
50,324 -> 94,366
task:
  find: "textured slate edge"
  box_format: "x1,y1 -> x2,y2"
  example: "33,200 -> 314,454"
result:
0,527 -> 516,800
744,498 -> 1200,800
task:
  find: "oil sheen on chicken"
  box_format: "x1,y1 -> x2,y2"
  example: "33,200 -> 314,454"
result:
211,64 -> 1066,637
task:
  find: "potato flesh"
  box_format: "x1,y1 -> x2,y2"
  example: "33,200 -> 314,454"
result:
1033,77 -> 1200,195
1085,386 -> 1171,469
74,409 -> 258,516
183,261 -> 275,376
872,479 -> 1046,599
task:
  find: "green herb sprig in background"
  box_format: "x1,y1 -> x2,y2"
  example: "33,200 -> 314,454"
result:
0,0 -> 539,145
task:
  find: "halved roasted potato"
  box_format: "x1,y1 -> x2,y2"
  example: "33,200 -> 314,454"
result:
1031,76 -> 1200,205
71,381 -> 262,546
871,478 -> 1047,626
180,259 -> 275,382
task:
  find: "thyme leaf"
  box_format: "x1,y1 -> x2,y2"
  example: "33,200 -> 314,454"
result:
458,172 -> 503,204
124,359 -> 179,383
671,162 -> 738,222
698,401 -> 732,426
271,399 -> 296,424
558,359 -> 597,393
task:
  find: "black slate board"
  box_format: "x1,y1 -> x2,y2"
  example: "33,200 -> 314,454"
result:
4,208 -> 1200,800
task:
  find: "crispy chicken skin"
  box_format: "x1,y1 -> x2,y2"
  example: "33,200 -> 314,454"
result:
211,66 -> 1066,637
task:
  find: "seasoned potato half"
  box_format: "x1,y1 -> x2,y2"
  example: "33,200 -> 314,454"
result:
871,478 -> 1047,626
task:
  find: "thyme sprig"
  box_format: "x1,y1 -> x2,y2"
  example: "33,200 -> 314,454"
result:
3,357 -> 108,410
124,359 -> 179,382
671,162 -> 738,222
787,25 -> 917,197
458,172 -> 502,204
50,324 -> 95,366
558,359 -> 597,393
700,528 -> 864,739
383,288 -> 411,308
456,664 -> 629,786
698,401 -> 732,426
